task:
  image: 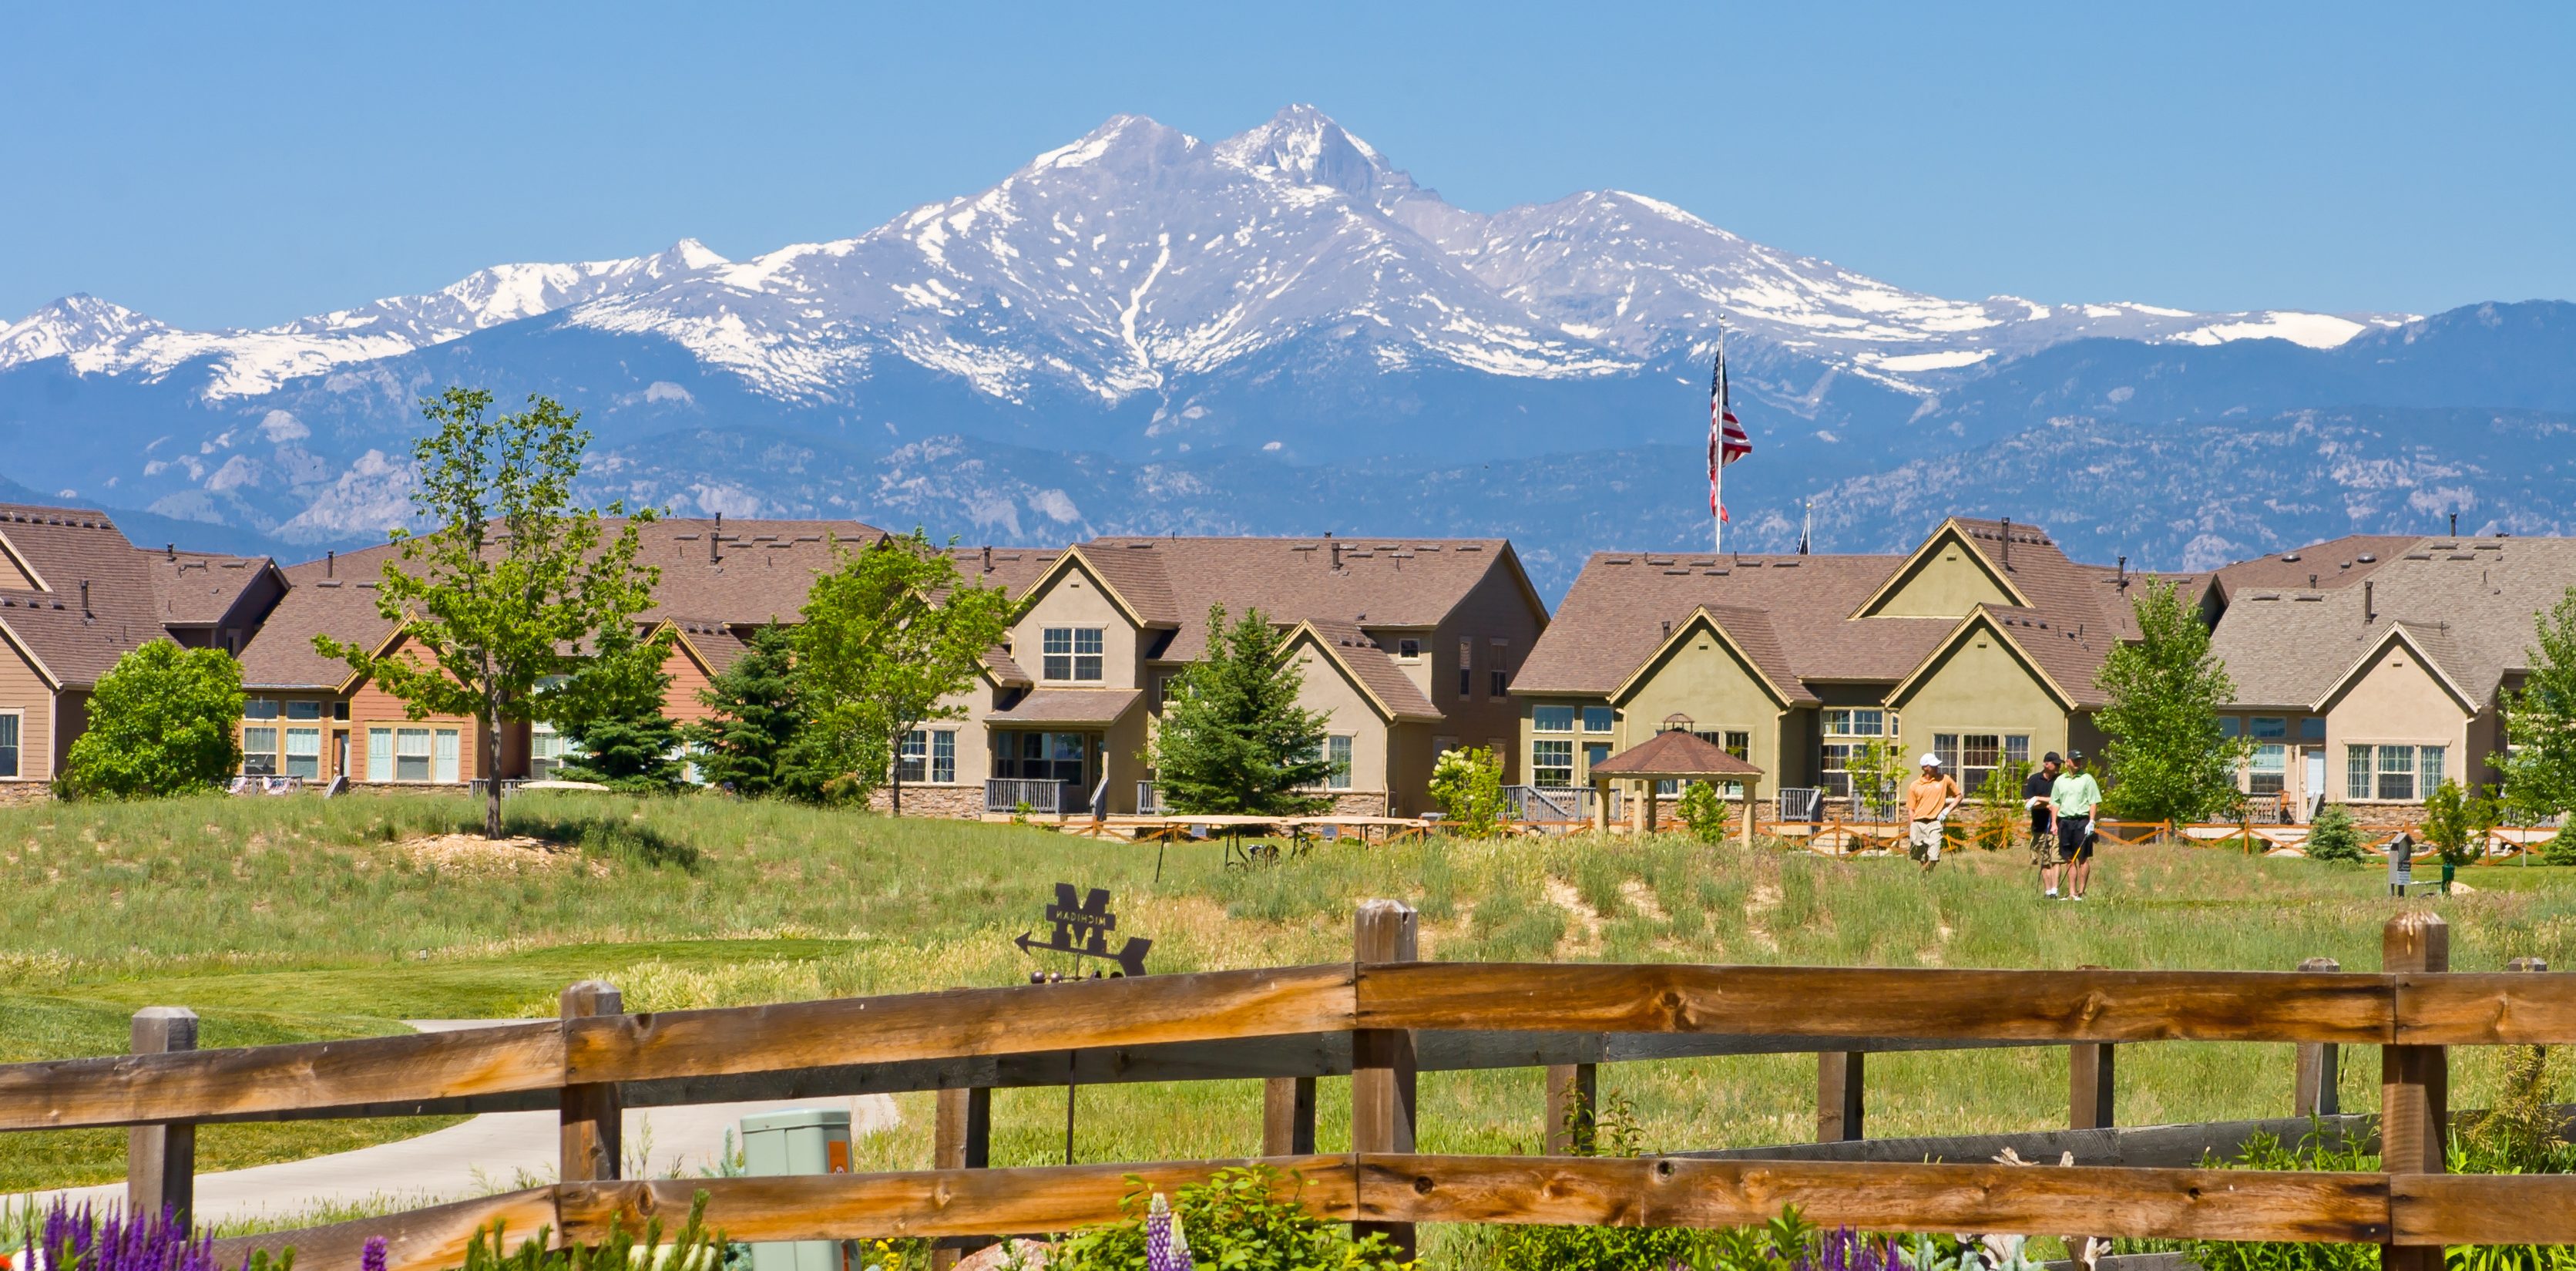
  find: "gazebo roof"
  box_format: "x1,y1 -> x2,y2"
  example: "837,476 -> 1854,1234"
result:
1588,729 -> 1765,779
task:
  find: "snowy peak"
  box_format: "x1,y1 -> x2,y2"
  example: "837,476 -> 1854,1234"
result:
1213,103 -> 1413,201
1023,113 -> 1200,173
0,294 -> 170,368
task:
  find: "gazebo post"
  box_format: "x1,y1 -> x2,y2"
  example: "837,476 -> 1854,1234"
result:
1741,775 -> 1759,846
1592,775 -> 1610,835
1643,779 -> 1661,835
1629,778 -> 1647,835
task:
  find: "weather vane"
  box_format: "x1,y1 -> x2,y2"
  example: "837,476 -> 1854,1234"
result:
1016,883 -> 1152,979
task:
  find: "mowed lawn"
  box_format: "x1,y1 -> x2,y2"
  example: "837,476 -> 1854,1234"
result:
6,790 -> 2575,1196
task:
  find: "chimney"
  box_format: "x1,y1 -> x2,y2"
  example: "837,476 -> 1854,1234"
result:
166,542 -> 175,560
79,580 -> 90,618
711,511 -> 723,563
981,544 -> 992,573
1661,619 -> 1672,640
2117,555 -> 2128,589
1330,540 -> 1342,570
2309,573 -> 2319,590
2365,580 -> 2376,624
2000,517 -> 2013,569
2450,512 -> 2458,536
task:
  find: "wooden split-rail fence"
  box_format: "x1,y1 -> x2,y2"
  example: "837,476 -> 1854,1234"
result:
11,904 -> 2574,1271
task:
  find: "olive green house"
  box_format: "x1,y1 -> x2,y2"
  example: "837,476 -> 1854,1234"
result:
1512,518 -> 2185,815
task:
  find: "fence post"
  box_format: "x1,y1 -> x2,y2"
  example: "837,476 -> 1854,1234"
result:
1264,1077 -> 1317,1155
2293,957 -> 2342,1116
1352,899 -> 1419,1259
931,1084 -> 994,1271
559,980 -> 623,1183
2069,965 -> 2114,1131
126,1007 -> 197,1226
2383,911 -> 2450,1271
1545,1062 -> 1597,1155
1817,1051 -> 1864,1142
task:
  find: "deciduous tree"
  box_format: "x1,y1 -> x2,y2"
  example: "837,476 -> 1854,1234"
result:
1148,605 -> 1332,815
2498,587 -> 2576,822
2097,579 -> 2246,823
60,641 -> 245,799
316,388 -> 665,838
794,530 -> 1014,812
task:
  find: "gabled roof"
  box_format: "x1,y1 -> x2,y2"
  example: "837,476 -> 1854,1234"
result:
0,504 -> 177,690
147,549 -> 284,629
1886,604 -> 2100,711
2312,621 -> 2481,715
988,688 -> 1144,726
1849,518 -> 2037,618
1283,619 -> 1442,722
2210,535 -> 2416,603
1606,605 -> 1816,708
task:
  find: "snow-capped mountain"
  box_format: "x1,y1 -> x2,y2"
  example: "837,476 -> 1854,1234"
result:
1,104 -> 2561,589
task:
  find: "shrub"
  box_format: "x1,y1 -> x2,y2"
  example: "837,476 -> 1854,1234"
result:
1676,781 -> 1732,843
1429,746 -> 1506,838
2545,825 -> 2576,867
2117,1129 -> 2378,1271
1050,1164 -> 1406,1271
2304,804 -> 2366,862
60,641 -> 245,799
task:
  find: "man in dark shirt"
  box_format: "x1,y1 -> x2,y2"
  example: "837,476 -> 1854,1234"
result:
2027,752 -> 2064,897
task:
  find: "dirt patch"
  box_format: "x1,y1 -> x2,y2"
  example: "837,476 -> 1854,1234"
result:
1619,878 -> 1669,923
400,832 -> 606,878
1543,876 -> 1605,958
1744,881 -> 1782,953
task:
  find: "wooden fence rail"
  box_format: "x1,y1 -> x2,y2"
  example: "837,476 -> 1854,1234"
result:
14,906 -> 2576,1269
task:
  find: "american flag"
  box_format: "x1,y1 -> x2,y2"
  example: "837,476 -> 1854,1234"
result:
1708,329 -> 1751,520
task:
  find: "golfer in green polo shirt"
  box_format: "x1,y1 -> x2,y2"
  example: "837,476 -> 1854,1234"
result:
2049,752 -> 2104,901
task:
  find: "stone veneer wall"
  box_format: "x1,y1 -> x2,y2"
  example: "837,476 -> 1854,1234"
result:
872,784 -> 985,819
0,783 -> 53,808
1318,791 -> 1392,819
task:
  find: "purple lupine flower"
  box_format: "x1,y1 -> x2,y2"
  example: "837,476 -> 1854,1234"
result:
362,1236 -> 389,1271
1144,1193 -> 1193,1271
21,1201 -> 230,1271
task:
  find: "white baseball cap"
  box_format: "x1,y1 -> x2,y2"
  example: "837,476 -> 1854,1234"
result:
1919,753 -> 1943,768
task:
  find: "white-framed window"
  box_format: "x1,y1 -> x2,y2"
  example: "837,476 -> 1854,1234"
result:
435,728 -> 459,783
531,722 -> 576,779
244,698 -> 280,721
1156,673 -> 1180,706
284,727 -> 321,779
1583,706 -> 1614,734
1820,709 -> 1889,799
1457,638 -> 1473,700
1933,731 -> 2030,796
898,729 -> 959,784
1533,739 -> 1574,786
1395,638 -> 1422,660
1042,627 -> 1103,681
2346,743 -> 2445,801
243,726 -> 280,776
1489,638 -> 1510,698
1533,705 -> 1576,733
396,728 -> 434,782
2249,743 -> 2285,796
369,726 -> 462,783
1326,735 -> 1353,789
0,711 -> 19,778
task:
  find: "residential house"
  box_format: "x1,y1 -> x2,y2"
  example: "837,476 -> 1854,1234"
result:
1513,518 -> 2189,816
883,536 -> 1548,819
232,517 -> 888,787
2208,535 -> 2576,822
0,504 -> 282,801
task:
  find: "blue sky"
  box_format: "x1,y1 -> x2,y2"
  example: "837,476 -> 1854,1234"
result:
4,2 -> 2568,329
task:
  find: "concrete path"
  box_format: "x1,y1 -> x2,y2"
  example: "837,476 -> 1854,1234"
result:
9,1020 -> 901,1226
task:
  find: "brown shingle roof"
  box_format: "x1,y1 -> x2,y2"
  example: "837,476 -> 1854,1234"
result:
1074,536 -> 1533,662
1590,728 -> 1764,777
2212,535 -> 2416,600
147,550 -> 280,627
945,545 -> 1066,600
1298,618 -> 1441,721
0,504 -> 172,688
2212,536 -> 2575,711
989,688 -> 1144,726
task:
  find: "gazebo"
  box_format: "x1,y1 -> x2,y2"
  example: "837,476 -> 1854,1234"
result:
1587,728 -> 1766,842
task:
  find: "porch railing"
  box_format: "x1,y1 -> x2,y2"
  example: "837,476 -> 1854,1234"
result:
1504,785 -> 1622,822
1137,781 -> 1160,815
986,778 -> 1064,815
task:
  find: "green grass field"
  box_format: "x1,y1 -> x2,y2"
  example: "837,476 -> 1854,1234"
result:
5,789 -> 2572,1214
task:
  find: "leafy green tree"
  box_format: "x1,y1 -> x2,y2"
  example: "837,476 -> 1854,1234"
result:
2097,579 -> 2248,822
1675,779 -> 1732,843
1970,758 -> 2033,850
794,529 -> 1014,812
1429,745 -> 1506,836
2420,778 -> 2500,871
316,388 -> 665,838
683,625 -> 808,798
59,641 -> 245,799
1846,736 -> 1909,819
2306,802 -> 2366,862
2498,587 -> 2576,822
1147,605 -> 1332,815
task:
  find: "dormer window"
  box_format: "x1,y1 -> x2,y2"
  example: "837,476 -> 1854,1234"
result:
1396,638 -> 1421,660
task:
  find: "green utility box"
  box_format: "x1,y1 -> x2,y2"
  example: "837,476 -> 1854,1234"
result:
741,1108 -> 854,1271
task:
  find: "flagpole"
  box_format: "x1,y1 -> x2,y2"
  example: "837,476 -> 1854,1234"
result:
1713,456 -> 1723,554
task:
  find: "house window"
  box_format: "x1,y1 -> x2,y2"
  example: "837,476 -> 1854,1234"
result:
1327,735 -> 1353,789
1933,731 -> 2029,795
0,712 -> 19,778
1583,706 -> 1614,734
531,723 -> 577,779
2298,718 -> 2326,741
284,727 -> 321,779
896,730 -> 957,784
1156,674 -> 1180,706
286,700 -> 324,721
2220,717 -> 2242,738
1042,627 -> 1103,681
1533,740 -> 1574,787
396,728 -> 434,782
1823,708 -> 1885,738
1584,741 -> 1610,774
243,726 -> 280,777
1396,638 -> 1422,660
932,730 -> 956,784
2250,717 -> 2288,740
369,727 -> 461,783
1490,639 -> 1509,698
244,698 -> 279,721
435,728 -> 460,783
1819,709 -> 1888,800
2346,744 -> 2446,801
1457,639 -> 1473,700
2249,744 -> 2285,796
1533,705 -> 1576,733
334,701 -> 351,721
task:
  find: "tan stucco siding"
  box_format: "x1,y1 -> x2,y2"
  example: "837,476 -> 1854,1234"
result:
1869,538 -> 2018,618
2322,645 -> 2473,801
1614,624 -> 1786,790
1892,625 -> 2071,768
1013,563 -> 1144,690
0,635 -> 53,782
1287,635 -> 1392,797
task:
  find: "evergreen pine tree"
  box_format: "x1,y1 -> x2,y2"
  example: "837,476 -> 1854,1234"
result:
2306,802 -> 2366,862
684,625 -> 806,797
552,637 -> 683,793
1148,605 -> 1333,815
2097,579 -> 2248,822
